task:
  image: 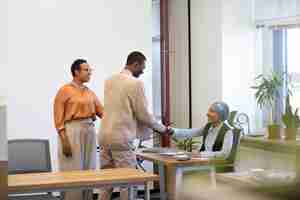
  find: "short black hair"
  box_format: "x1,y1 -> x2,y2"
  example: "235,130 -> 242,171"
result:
126,51 -> 146,65
71,59 -> 87,77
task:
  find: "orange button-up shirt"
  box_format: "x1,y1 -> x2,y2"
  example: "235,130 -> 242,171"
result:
54,82 -> 103,133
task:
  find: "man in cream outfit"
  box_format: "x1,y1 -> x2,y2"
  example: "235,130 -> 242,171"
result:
98,51 -> 170,200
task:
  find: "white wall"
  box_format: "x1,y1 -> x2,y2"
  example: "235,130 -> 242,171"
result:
152,0 -> 162,119
0,0 -> 8,68
1,0 -> 152,171
190,0 -> 223,127
0,0 -> 8,162
152,0 -> 160,38
222,0 -> 256,131
169,0 -> 190,128
190,0 -> 256,130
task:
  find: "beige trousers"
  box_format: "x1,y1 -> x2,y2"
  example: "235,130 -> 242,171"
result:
98,146 -> 137,200
58,118 -> 96,200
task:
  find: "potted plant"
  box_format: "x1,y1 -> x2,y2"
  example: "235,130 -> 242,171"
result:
251,72 -> 283,139
282,95 -> 300,140
172,137 -> 201,152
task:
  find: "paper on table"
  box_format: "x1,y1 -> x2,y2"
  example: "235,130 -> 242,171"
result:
141,147 -> 178,154
191,157 -> 210,161
159,152 -> 177,156
199,151 -> 216,158
173,128 -> 202,139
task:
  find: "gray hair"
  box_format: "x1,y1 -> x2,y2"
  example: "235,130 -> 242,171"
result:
210,102 -> 230,122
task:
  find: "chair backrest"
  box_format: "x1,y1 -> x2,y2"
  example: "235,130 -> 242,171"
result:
8,139 -> 52,174
228,111 -> 238,127
226,128 -> 241,164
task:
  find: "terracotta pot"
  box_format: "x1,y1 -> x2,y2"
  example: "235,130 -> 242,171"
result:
284,128 -> 297,140
267,124 -> 281,140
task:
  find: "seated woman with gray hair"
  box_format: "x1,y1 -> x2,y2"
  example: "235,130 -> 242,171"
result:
172,101 -> 234,159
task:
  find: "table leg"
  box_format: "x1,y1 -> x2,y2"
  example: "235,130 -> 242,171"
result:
165,166 -> 183,200
128,186 -> 134,200
144,181 -> 150,200
210,166 -> 217,189
158,163 -> 167,200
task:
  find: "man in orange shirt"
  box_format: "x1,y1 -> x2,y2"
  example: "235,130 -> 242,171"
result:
54,59 -> 103,200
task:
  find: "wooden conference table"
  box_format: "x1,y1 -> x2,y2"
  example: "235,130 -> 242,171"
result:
8,168 -> 159,200
136,150 -> 227,200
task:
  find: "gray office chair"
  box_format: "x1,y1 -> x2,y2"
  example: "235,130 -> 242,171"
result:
215,111 -> 242,173
216,128 -> 241,173
8,139 -> 58,200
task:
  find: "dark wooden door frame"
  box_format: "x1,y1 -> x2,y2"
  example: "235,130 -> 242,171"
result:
160,0 -> 192,145
188,0 -> 192,128
160,0 -> 171,147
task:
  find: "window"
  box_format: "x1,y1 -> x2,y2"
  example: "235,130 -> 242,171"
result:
287,28 -> 300,109
255,25 -> 300,131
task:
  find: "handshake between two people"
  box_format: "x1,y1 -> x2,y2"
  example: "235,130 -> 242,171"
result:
164,126 -> 175,136
59,125 -> 176,158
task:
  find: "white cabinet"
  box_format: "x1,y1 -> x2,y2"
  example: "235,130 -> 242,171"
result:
235,137 -> 298,173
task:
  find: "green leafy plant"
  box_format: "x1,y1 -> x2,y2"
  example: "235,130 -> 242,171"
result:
251,72 -> 283,124
282,95 -> 300,128
172,137 -> 201,152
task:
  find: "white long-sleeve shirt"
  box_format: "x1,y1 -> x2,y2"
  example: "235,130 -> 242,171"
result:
173,122 -> 233,159
99,69 -> 166,150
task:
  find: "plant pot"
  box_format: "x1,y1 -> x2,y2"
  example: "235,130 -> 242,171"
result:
267,124 -> 281,140
284,128 -> 297,140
